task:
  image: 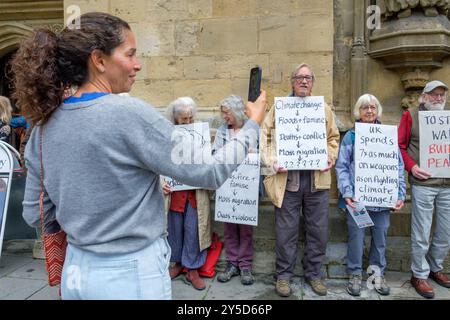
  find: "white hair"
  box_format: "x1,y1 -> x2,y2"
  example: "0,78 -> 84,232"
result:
165,97 -> 197,124
353,94 -> 383,119
219,95 -> 247,127
419,92 -> 447,110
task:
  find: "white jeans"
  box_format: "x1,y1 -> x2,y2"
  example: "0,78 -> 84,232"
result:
411,185 -> 450,279
61,236 -> 172,300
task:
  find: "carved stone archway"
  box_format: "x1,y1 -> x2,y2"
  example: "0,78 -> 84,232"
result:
0,22 -> 33,59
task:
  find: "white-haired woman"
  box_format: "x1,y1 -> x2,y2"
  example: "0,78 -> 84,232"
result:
0,96 -> 13,142
212,94 -> 256,285
163,97 -> 211,291
335,94 -> 406,297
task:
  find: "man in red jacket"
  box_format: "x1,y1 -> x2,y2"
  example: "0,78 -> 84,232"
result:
398,80 -> 450,299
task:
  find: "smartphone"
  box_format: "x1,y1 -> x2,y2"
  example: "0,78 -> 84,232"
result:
248,66 -> 262,102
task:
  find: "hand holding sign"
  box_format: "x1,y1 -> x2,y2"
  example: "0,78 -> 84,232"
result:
320,156 -> 333,173
273,161 -> 288,173
162,183 -> 172,195
393,200 -> 404,212
411,165 -> 431,180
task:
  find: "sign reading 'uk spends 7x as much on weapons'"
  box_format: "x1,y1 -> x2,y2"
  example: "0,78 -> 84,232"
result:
355,123 -> 399,208
215,153 -> 260,226
274,96 -> 328,170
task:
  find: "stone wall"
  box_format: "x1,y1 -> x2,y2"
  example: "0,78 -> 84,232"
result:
64,0 -> 334,121
333,0 -> 353,129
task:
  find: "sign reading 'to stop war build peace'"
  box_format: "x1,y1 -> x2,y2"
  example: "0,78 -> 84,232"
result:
274,96 -> 328,170
419,111 -> 450,178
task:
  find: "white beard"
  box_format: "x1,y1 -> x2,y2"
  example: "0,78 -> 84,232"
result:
424,102 -> 445,111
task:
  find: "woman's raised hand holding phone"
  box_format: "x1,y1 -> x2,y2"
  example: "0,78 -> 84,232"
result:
245,90 -> 267,125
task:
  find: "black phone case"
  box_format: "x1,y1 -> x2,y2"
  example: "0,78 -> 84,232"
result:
248,67 -> 262,102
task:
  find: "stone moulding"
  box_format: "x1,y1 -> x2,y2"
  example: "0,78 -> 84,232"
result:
369,15 -> 450,70
0,23 -> 33,58
369,12 -> 450,108
0,1 -> 63,21
379,0 -> 450,20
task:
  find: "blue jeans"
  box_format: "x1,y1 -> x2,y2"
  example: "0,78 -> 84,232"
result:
346,210 -> 390,276
61,236 -> 172,300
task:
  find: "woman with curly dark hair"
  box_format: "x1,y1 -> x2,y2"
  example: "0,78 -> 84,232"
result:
11,12 -> 266,300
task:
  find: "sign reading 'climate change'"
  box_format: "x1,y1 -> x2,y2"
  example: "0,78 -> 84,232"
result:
274,96 -> 328,170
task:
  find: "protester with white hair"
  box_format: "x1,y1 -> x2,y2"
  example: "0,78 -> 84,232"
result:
336,93 -> 406,297
163,96 -> 211,291
212,94 -> 256,286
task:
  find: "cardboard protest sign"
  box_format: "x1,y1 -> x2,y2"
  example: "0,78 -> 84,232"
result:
163,122 -> 211,191
419,111 -> 450,178
0,142 -> 15,259
274,96 -> 328,170
215,153 -> 260,226
161,176 -> 200,192
354,123 -> 399,208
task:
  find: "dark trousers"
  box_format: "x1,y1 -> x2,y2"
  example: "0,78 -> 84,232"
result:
223,222 -> 254,270
275,171 -> 329,280
167,203 -> 207,269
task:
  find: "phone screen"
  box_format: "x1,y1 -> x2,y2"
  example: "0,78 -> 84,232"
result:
248,67 -> 262,102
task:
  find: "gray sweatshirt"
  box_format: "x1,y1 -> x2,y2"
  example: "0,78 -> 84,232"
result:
23,94 -> 259,254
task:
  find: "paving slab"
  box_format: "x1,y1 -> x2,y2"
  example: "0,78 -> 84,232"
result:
427,279 -> 450,300
205,275 -> 279,300
7,259 -> 48,280
171,274 -> 293,300
254,276 -> 303,300
2,249 -> 446,300
302,278 -> 380,300
0,277 -> 47,300
0,254 -> 34,277
27,285 -> 60,300
379,279 -> 450,300
171,275 -> 214,300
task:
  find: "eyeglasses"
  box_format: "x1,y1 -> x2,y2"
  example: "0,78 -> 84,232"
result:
292,75 -> 314,83
428,92 -> 447,99
360,105 -> 377,112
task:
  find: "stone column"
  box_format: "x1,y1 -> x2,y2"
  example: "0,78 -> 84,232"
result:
350,0 -> 369,113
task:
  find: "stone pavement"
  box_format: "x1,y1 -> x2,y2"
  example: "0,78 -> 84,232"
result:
1,241 -> 449,300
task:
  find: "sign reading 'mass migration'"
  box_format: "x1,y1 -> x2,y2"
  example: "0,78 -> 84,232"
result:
215,153 -> 260,226
274,96 -> 328,170
354,123 -> 399,208
419,111 -> 450,178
